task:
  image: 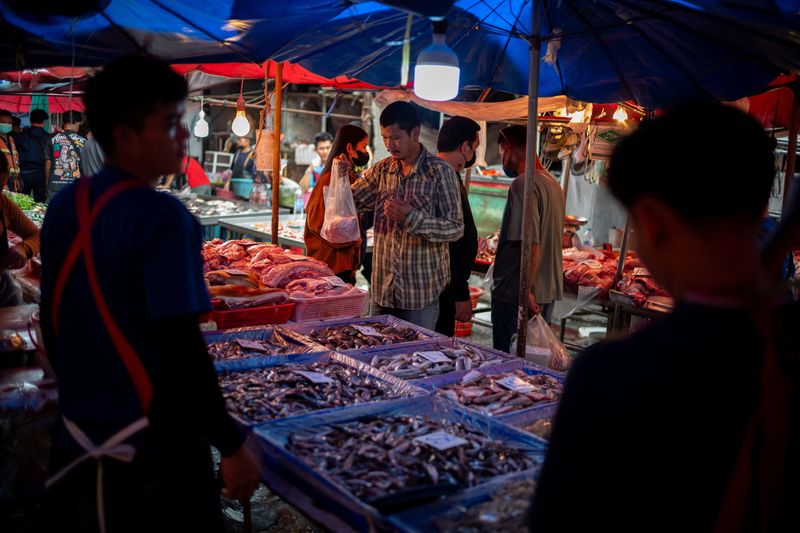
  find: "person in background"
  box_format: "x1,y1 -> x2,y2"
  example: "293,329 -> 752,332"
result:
305,125 -> 369,284
40,54 -> 259,532
352,102 -> 463,330
434,116 -> 480,336
11,115 -> 21,134
491,125 -> 565,353
164,156 -> 212,195
0,109 -> 21,192
299,131 -> 334,193
79,131 -> 105,178
0,153 -> 40,306
48,111 -> 86,202
14,108 -> 51,202
530,103 -> 800,532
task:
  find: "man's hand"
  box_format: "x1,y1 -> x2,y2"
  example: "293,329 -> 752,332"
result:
220,444 -> 261,502
455,299 -> 473,322
0,245 -> 28,270
384,198 -> 413,225
527,292 -> 541,317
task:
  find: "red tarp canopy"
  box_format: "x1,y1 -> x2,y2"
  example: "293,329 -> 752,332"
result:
729,75 -> 797,130
0,95 -> 84,113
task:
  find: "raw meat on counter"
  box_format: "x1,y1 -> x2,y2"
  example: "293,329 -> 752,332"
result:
285,277 -> 355,300
260,261 -> 335,288
616,275 -> 670,308
562,248 -> 643,299
286,415 -> 538,501
204,269 -> 289,309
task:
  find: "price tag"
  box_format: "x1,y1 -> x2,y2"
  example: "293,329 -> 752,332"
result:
414,431 -> 469,451
236,339 -> 268,352
323,276 -> 349,288
632,268 -> 651,277
415,351 -> 452,364
496,376 -> 536,394
353,325 -> 383,337
293,370 -> 335,384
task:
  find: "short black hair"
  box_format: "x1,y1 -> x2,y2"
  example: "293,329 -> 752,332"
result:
30,109 -> 49,124
84,54 -> 187,156
498,125 -> 526,149
11,116 -> 20,126
380,101 -> 420,133
608,102 -> 774,223
62,111 -> 82,125
438,116 -> 480,152
0,109 -> 11,119
314,131 -> 334,146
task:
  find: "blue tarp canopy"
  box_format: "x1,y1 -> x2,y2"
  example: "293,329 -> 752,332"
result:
1,1 -> 799,106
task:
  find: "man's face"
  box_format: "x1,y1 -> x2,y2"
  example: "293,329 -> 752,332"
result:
381,124 -> 419,160
124,101 -> 187,178
236,136 -> 251,150
316,140 -> 332,164
499,142 -> 518,177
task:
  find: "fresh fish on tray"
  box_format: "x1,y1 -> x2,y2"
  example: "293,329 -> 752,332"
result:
306,322 -> 424,350
286,415 -> 538,501
437,370 -> 562,416
220,363 -> 405,423
207,335 -> 310,361
433,479 -> 537,532
369,345 -> 507,379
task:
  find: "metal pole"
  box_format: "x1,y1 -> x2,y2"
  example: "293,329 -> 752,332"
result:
272,62 -> 284,246
516,4 -> 543,358
561,154 -> 572,199
608,215 -> 632,336
783,94 -> 799,214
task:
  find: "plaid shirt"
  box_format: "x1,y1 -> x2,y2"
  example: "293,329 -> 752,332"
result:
353,145 -> 464,310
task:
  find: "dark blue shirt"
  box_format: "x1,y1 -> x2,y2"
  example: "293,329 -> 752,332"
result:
13,126 -> 50,173
40,166 -> 211,445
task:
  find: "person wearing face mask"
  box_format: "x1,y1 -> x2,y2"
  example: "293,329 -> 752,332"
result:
492,125 -> 565,353
304,124 -> 371,284
434,116 -> 481,335
0,110 -> 22,192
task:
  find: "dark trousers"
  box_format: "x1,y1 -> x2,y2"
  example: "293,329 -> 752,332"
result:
335,270 -> 357,285
20,170 -> 46,203
491,298 -> 554,353
436,285 -> 457,336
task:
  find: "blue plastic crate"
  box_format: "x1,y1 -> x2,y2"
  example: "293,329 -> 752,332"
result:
253,395 -> 546,532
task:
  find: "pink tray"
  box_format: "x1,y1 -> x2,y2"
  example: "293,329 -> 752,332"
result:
291,289 -> 369,323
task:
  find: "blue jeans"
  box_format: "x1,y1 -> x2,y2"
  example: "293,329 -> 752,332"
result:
370,300 -> 440,331
491,298 -> 553,353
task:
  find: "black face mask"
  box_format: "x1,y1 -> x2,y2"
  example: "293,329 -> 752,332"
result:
353,150 -> 370,167
463,145 -> 476,169
502,153 -> 518,177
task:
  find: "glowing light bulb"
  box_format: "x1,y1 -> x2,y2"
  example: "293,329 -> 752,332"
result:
413,21 -> 459,102
613,105 -> 628,123
231,95 -> 250,137
193,109 -> 209,138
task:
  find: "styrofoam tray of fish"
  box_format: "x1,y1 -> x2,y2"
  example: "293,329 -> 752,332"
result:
284,314 -> 443,353
219,352 -> 426,426
204,326 -> 327,372
344,338 -> 513,381
253,395 -> 546,532
390,468 -> 539,533
416,360 -> 565,418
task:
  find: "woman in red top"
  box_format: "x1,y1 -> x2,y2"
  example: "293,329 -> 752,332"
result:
165,156 -> 211,194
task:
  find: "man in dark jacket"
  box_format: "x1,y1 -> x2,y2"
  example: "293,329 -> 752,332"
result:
14,108 -> 51,202
434,116 -> 480,335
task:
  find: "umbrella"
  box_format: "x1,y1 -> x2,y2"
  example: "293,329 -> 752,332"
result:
0,94 -> 84,113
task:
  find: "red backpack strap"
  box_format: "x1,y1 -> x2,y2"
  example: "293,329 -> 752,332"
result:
52,177 -> 153,414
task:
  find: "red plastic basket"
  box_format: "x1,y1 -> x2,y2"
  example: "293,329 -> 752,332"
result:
454,320 -> 473,337
212,302 -> 294,329
290,290 -> 369,323
469,286 -> 484,309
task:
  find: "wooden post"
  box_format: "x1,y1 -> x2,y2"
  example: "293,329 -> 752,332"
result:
516,6 -> 543,358
271,62 -> 284,246
783,95 -> 799,213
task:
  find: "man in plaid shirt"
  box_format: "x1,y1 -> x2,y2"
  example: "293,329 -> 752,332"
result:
352,102 -> 464,329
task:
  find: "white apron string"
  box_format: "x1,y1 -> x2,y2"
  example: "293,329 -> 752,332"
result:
46,416 -> 150,533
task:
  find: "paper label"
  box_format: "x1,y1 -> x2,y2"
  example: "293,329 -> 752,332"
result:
632,268 -> 651,277
323,276 -> 349,288
496,376 -> 536,394
414,431 -> 469,451
236,339 -> 268,352
293,370 -> 335,384
255,130 -> 275,172
415,351 -> 451,363
353,325 -> 383,337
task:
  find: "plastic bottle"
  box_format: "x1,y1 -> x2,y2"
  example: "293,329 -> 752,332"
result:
293,187 -> 305,215
582,227 -> 594,247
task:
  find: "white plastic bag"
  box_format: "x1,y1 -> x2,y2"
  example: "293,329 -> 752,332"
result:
510,315 -> 570,371
321,160 -> 360,243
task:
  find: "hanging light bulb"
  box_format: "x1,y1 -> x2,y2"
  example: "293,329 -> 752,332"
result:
231,94 -> 251,137
414,20 -> 460,101
613,105 -> 628,123
193,108 -> 209,138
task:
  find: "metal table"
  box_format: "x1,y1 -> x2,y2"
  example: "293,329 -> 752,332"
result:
218,214 -> 307,250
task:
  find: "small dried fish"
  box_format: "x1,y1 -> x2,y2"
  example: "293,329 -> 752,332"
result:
437,370 -> 562,416
305,322 -> 424,351
286,415 -> 538,501
369,346 -> 508,380
207,337 -> 309,361
220,363 -> 405,423
433,479 -> 537,532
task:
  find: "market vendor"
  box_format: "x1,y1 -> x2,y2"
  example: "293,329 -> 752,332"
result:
230,133 -> 258,181
164,155 -> 212,195
0,153 -> 40,306
305,125 -> 369,284
0,109 -> 21,192
299,131 -> 334,193
39,55 -> 259,532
